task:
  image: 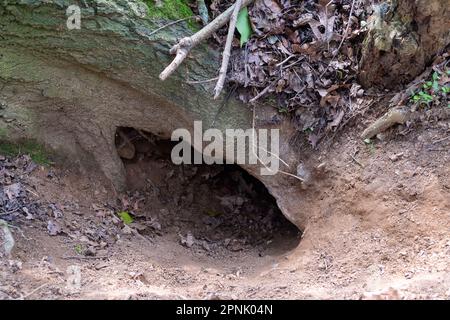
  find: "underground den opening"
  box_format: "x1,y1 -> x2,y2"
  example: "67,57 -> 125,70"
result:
115,127 -> 301,257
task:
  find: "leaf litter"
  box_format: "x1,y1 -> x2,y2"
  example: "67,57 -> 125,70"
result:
200,0 -> 370,147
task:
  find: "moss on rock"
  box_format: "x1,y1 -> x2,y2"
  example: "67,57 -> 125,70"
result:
0,140 -> 51,165
145,0 -> 193,18
0,127 -> 7,139
144,0 -> 197,28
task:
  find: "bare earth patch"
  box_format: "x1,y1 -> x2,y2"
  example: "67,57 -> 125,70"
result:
1,102 -> 449,300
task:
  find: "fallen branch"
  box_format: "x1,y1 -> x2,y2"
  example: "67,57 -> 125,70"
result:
350,153 -> 364,168
159,0 -> 253,81
214,0 -> 242,99
361,107 -> 410,140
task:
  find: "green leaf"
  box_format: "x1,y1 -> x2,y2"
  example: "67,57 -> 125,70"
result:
118,211 -> 133,225
432,81 -> 439,91
236,7 -> 252,47
432,72 -> 439,81
74,244 -> 83,254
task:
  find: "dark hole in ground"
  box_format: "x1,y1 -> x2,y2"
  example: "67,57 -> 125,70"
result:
115,127 -> 301,258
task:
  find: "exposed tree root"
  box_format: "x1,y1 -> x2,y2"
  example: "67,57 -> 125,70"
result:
361,107 -> 410,140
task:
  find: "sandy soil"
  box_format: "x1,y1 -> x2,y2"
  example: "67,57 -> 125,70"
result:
0,103 -> 449,300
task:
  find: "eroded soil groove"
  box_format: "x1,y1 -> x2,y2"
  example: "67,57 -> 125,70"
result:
115,127 -> 301,257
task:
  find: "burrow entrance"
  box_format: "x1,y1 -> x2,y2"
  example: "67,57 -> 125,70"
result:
114,127 -> 301,258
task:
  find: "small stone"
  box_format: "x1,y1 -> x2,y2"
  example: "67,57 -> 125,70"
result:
296,163 -> 311,184
376,132 -> 388,141
96,249 -> 108,256
445,289 -> 450,298
8,260 -> 22,273
117,142 -> 135,160
121,225 -> 133,235
47,220 -> 62,236
22,207 -> 33,220
389,152 -> 404,162
84,246 -> 96,256
181,232 -> 195,248
202,241 -> 211,252
361,287 -> 401,300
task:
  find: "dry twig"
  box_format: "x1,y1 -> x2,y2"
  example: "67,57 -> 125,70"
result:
249,78 -> 279,103
62,255 -> 109,260
214,0 -> 243,99
320,0 -> 357,78
186,77 -> 219,84
19,283 -> 48,300
159,0 -> 253,81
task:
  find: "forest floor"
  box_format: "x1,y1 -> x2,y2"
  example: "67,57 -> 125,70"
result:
1,0 -> 449,300
1,98 -> 449,300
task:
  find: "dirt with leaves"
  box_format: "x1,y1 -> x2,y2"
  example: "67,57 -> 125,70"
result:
193,0 -> 369,145
1,104 -> 449,299
187,0 -> 448,148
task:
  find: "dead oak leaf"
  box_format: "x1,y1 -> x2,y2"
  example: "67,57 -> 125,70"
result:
308,2 -> 338,45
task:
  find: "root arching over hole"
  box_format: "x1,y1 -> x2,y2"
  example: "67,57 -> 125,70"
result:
114,127 -> 301,261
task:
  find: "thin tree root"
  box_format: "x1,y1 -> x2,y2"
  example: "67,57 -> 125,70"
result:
361,107 -> 410,140
146,16 -> 199,38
